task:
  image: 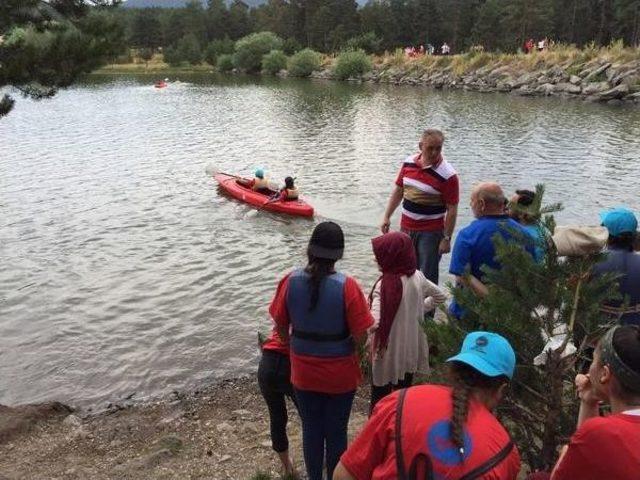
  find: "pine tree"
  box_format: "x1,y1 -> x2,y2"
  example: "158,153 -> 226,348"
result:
434,185 -> 619,470
0,0 -> 124,118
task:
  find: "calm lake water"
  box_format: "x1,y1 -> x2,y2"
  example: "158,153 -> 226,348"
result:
1,74 -> 639,407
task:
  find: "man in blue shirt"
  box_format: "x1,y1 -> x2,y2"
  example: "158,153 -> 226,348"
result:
593,207 -> 640,326
449,182 -> 533,319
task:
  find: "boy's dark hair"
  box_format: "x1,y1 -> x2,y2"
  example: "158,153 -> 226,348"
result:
285,176 -> 295,189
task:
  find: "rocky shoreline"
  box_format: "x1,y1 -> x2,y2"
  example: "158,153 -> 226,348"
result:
308,55 -> 640,106
0,377 -> 369,480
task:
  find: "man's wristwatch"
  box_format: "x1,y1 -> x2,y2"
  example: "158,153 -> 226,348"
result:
442,234 -> 452,242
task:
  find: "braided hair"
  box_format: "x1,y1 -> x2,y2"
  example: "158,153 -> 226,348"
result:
448,362 -> 509,460
304,251 -> 336,311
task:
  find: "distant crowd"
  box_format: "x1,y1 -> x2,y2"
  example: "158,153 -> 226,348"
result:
404,42 -> 451,58
255,129 -> 640,480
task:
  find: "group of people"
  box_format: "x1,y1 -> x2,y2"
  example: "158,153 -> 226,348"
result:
404,42 -> 450,58
522,38 -> 550,54
255,128 -> 640,479
238,168 -> 299,202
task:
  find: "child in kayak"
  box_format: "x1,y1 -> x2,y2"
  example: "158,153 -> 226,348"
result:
238,168 -> 271,192
274,176 -> 299,202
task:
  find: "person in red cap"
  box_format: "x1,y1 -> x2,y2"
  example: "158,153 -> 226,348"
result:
334,331 -> 521,480
269,221 -> 373,480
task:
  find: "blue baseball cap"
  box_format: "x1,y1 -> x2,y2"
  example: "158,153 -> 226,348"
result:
447,331 -> 516,379
255,168 -> 264,179
600,207 -> 638,236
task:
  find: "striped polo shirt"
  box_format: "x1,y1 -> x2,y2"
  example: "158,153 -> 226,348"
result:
395,153 -> 459,232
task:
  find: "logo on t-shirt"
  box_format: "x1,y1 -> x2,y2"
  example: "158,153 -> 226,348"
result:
427,419 -> 473,466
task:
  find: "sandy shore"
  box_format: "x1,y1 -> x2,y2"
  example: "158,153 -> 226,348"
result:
0,377 -> 369,480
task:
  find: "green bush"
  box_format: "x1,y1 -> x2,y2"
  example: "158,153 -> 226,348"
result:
344,32 -> 383,54
287,48 -> 321,77
282,37 -> 302,55
261,49 -> 287,75
333,49 -> 372,80
217,53 -> 234,72
204,37 -> 235,66
233,31 -> 283,72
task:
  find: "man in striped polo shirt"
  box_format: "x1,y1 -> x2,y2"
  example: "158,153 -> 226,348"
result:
380,129 -> 459,284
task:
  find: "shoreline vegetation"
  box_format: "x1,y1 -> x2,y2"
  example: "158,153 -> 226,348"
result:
92,43 -> 640,105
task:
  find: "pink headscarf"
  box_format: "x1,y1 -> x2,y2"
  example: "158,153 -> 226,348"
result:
370,231 -> 417,353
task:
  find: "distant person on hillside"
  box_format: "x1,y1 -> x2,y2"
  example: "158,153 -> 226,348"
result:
441,42 -> 451,55
537,38 -> 546,51
368,231 -> 446,412
427,43 -> 435,55
419,45 -> 425,55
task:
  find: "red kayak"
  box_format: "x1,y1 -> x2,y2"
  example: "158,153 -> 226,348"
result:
154,81 -> 167,88
214,173 -> 314,218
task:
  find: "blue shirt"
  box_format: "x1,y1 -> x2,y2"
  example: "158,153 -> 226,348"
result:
522,223 -> 547,263
593,247 -> 640,326
449,215 -> 533,318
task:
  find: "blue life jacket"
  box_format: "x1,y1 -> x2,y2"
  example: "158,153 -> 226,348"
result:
286,268 -> 353,357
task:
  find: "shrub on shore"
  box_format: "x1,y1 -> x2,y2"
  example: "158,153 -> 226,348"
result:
217,54 -> 234,72
333,49 -> 372,80
204,38 -> 235,66
288,48 -> 322,77
233,31 -> 283,73
262,50 -> 287,75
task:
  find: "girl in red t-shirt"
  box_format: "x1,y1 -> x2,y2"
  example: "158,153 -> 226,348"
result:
269,221 -> 373,480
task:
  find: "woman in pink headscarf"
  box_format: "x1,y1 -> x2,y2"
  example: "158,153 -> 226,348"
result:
368,231 -> 447,412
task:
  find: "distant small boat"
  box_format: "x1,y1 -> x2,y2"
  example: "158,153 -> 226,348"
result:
154,81 -> 167,89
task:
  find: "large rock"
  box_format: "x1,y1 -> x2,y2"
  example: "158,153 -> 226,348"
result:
555,82 -> 582,94
569,75 -> 582,85
597,83 -> 630,101
581,81 -> 611,95
536,83 -> 556,96
583,62 -> 612,82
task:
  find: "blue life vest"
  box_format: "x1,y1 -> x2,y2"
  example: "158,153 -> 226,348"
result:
286,268 -> 353,357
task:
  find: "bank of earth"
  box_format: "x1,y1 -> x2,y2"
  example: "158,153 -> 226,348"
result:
94,47 -> 640,106
0,377 -> 369,480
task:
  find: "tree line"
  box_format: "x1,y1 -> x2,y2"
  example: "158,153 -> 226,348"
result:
119,0 -> 640,63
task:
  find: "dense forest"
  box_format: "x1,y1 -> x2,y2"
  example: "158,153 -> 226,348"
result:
116,0 -> 640,58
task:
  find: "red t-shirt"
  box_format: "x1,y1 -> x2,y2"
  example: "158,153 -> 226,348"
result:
395,154 -> 459,232
341,385 -> 520,480
261,327 -> 289,356
552,413 -> 640,480
269,272 -> 373,394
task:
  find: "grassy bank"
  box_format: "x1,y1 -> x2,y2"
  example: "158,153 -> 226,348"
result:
372,41 -> 640,77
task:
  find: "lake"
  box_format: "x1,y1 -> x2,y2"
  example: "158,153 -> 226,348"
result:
1,73 -> 639,407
